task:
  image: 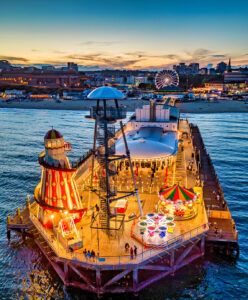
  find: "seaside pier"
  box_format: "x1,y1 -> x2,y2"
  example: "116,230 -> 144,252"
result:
7,87 -> 238,295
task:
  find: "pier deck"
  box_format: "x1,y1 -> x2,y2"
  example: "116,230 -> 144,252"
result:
7,120 -> 238,294
190,123 -> 238,249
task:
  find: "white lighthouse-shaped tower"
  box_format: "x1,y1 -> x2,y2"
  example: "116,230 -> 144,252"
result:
36,129 -> 86,228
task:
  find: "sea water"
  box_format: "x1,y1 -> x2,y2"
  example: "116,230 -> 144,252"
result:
0,108 -> 247,299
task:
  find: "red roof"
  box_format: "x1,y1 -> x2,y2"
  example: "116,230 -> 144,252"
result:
44,129 -> 63,140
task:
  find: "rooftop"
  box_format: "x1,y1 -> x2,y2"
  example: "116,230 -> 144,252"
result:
116,127 -> 178,159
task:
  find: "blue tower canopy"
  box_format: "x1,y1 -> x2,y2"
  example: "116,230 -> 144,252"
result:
87,86 -> 124,100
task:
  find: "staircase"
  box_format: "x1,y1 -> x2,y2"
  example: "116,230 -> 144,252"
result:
174,148 -> 186,186
99,197 -> 109,228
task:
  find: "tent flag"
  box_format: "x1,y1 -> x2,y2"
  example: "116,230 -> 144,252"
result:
159,184 -> 195,202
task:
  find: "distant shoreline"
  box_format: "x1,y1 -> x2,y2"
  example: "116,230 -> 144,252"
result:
176,99 -> 248,113
0,99 -> 148,112
0,99 -> 248,113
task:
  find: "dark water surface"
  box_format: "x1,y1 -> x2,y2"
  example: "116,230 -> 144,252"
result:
0,108 -> 247,299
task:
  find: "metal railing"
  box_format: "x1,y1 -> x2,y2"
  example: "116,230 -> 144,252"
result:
29,210 -> 208,266
90,106 -> 127,120
71,149 -> 93,169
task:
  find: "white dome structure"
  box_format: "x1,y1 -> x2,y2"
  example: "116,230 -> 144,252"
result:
115,127 -> 178,159
87,86 -> 124,100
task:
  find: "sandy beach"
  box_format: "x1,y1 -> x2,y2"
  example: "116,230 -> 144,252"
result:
0,99 -> 148,112
0,99 -> 248,113
176,99 -> 248,113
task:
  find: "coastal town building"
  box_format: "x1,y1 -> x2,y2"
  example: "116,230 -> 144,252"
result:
0,60 -> 11,70
3,89 -> 25,99
199,68 -> 208,75
216,62 -> 227,74
204,82 -> 225,91
0,69 -> 88,88
67,62 -> 78,72
173,63 -> 199,74
224,69 -> 248,83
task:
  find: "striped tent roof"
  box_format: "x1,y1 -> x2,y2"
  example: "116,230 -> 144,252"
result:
159,184 -> 195,202
44,129 -> 63,140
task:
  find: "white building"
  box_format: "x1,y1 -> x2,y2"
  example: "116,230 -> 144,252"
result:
4,89 -> 25,99
115,102 -> 179,161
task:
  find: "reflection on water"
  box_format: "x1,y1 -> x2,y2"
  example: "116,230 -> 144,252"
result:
0,109 -> 247,299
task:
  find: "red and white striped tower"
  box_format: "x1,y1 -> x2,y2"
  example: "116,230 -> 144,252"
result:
36,129 -> 86,228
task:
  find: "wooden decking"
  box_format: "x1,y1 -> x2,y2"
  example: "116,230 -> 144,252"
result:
190,123 -> 238,249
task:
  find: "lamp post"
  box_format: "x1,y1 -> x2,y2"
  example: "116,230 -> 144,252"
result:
97,222 -> 100,258
142,235 -> 144,260
140,230 -> 144,260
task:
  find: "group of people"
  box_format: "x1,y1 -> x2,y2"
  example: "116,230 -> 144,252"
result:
187,160 -> 194,172
213,190 -> 227,209
209,222 -> 223,238
83,249 -> 96,260
125,243 -> 137,259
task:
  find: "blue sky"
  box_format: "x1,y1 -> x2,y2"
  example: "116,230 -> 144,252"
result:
0,0 -> 248,69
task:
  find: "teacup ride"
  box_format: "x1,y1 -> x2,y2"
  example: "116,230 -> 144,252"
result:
147,213 -> 155,218
138,221 -> 148,227
158,226 -> 167,238
147,225 -> 156,237
166,222 -> 175,228
165,216 -> 174,222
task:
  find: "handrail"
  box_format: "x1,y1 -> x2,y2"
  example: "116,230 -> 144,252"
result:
71,149 -> 93,169
29,209 -> 208,266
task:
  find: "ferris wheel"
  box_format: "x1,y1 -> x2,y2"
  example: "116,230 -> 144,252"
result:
155,69 -> 179,90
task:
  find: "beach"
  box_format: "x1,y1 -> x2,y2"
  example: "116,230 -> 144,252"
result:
0,98 -> 248,113
0,99 -> 148,112
176,99 -> 248,113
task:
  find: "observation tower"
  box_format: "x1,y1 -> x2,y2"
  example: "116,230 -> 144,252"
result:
87,86 -> 143,232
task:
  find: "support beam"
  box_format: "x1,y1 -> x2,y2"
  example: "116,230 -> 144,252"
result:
115,99 -> 143,216
133,269 -> 138,290
103,269 -> 132,288
175,253 -> 202,271
90,119 -> 98,188
35,240 -> 66,283
96,268 -> 101,288
175,240 -> 199,266
70,264 -> 94,289
69,281 -> 96,293
138,265 -> 171,271
201,236 -> 205,255
136,270 -> 171,292
64,263 -> 69,285
170,250 -> 175,275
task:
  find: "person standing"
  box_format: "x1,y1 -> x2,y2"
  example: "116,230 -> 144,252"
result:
134,245 -> 137,258
130,247 -> 134,260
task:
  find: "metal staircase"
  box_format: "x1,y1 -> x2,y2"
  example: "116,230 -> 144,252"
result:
88,95 -> 143,232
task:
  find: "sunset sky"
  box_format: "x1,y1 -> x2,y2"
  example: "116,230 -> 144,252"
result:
1,0 -> 248,70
